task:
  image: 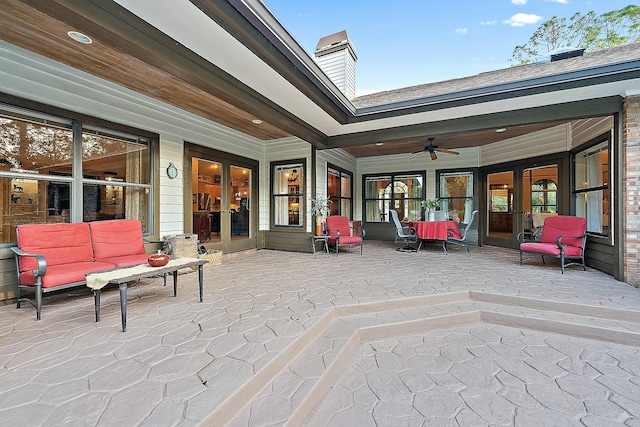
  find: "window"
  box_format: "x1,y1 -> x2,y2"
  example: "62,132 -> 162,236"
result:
574,140 -> 609,236
531,179 -> 557,213
0,106 -> 153,244
272,161 -> 304,227
438,170 -> 475,223
364,172 -> 424,223
327,165 -> 352,218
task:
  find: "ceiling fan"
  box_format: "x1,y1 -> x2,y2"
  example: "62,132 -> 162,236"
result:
410,137 -> 460,160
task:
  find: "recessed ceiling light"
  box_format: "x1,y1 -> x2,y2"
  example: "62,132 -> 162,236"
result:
67,31 -> 92,44
495,128 -> 507,133
252,119 -> 263,124
375,142 -> 384,146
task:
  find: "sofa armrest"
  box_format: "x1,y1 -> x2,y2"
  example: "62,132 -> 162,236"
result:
517,230 -> 539,244
10,246 -> 47,278
555,234 -> 586,249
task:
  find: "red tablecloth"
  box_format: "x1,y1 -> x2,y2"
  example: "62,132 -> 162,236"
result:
408,221 -> 461,240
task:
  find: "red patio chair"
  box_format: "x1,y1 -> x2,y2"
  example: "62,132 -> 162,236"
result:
518,215 -> 587,273
325,216 -> 365,256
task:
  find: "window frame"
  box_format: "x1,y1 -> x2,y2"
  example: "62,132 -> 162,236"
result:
270,159 -> 306,229
362,171 -> 425,224
571,134 -> 611,241
327,163 -> 353,218
0,102 -> 157,244
436,168 -> 478,223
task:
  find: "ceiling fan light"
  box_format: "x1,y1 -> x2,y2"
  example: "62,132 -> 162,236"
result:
430,151 -> 437,160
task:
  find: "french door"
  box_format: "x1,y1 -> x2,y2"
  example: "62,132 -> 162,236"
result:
187,144 -> 257,253
483,158 -> 563,249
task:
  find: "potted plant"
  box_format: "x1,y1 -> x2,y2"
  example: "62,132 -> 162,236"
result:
421,199 -> 440,221
309,193 -> 331,235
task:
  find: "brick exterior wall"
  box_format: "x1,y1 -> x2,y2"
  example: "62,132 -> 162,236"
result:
623,95 -> 640,287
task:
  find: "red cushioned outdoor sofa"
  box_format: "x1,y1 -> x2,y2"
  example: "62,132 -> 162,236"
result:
11,219 -> 163,320
325,216 -> 365,256
518,215 -> 587,274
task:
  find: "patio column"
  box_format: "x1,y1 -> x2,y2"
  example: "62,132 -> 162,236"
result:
623,93 -> 640,287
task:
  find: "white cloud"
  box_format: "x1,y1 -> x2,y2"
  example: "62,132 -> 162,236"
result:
455,27 -> 469,34
511,0 -> 527,4
480,20 -> 497,26
544,0 -> 569,3
503,13 -> 543,27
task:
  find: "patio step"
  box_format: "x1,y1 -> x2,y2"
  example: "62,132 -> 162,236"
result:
213,291 -> 640,426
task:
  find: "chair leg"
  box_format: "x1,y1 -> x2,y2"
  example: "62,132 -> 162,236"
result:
560,251 -> 565,274
465,244 -> 471,256
35,278 -> 43,320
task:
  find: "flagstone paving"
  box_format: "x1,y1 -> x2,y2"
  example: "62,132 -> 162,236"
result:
0,241 -> 639,426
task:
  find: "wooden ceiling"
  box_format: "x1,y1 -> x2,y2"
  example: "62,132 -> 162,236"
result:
341,121 -> 564,157
0,0 -> 290,141
0,0 -> 573,158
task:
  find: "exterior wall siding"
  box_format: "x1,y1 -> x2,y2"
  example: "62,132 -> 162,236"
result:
571,117 -> 614,149
480,124 -> 569,166
623,95 -> 640,286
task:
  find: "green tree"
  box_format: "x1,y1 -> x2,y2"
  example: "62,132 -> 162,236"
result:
511,5 -> 640,65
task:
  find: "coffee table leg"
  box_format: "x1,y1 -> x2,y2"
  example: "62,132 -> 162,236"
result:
94,290 -> 101,322
198,265 -> 204,302
119,283 -> 127,332
173,270 -> 178,297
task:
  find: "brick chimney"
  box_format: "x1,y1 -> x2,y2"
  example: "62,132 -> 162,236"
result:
314,30 -> 357,100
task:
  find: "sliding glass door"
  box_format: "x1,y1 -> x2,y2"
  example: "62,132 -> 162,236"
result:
483,159 -> 562,249
187,144 -> 257,253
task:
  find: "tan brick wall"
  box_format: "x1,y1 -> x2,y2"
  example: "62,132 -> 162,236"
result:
623,95 -> 640,286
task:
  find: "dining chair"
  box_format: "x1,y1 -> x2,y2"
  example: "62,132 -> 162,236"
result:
390,210 -> 419,252
445,210 -> 478,255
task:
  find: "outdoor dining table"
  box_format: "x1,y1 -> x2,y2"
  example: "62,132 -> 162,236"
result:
408,220 -> 461,252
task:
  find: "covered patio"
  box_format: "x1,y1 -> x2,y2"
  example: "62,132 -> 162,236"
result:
1,243 -> 639,426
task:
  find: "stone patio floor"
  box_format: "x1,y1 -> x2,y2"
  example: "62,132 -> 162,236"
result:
1,241 -> 640,426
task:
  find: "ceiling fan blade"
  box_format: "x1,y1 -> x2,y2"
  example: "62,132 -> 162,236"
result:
430,151 -> 437,160
435,148 -> 460,155
410,149 -> 424,154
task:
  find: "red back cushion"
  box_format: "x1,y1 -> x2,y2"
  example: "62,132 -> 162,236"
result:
89,219 -> 145,260
17,223 -> 94,272
326,216 -> 351,238
539,216 -> 587,247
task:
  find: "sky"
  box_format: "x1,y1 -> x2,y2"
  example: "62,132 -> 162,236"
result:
262,0 -> 633,96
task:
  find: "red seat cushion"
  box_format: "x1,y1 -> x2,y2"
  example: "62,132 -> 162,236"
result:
19,261 -> 115,288
17,223 -> 94,273
329,235 -> 363,245
89,219 -> 146,261
520,242 -> 583,257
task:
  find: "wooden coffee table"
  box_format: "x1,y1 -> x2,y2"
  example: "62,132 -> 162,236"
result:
87,258 -> 207,331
